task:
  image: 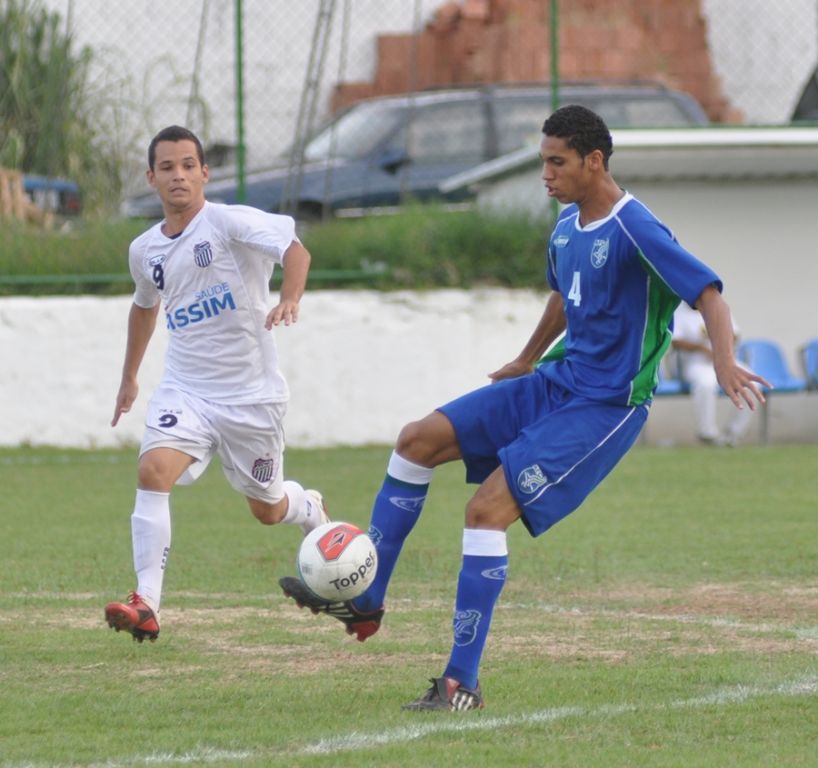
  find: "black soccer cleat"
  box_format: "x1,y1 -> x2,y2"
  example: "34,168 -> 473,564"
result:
278,575 -> 383,642
402,677 -> 484,712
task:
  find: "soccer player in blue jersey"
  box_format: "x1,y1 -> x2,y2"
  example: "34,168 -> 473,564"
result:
279,105 -> 770,710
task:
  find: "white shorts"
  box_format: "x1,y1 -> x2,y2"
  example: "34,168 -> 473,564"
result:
140,386 -> 287,503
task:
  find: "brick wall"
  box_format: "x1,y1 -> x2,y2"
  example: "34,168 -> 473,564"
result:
331,0 -> 739,123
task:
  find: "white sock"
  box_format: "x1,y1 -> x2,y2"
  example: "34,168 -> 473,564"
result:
462,528 -> 508,556
131,489 -> 171,613
387,451 -> 434,485
281,480 -> 311,527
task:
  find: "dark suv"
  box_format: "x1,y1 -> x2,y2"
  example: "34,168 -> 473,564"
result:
123,81 -> 708,220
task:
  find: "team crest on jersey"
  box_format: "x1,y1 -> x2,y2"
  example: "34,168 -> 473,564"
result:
590,238 -> 609,268
251,457 -> 277,484
518,464 -> 548,494
453,609 -> 481,646
193,241 -> 213,268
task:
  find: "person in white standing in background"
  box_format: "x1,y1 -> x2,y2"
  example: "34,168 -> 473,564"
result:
105,125 -> 328,642
672,301 -> 753,446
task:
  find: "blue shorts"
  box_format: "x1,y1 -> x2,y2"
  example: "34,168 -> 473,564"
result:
438,368 -> 648,537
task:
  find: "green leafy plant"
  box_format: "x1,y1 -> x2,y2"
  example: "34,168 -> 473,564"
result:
0,0 -> 122,213
0,205 -> 552,294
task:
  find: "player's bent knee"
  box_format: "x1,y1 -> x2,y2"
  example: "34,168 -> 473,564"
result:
465,501 -> 500,529
395,413 -> 458,467
137,447 -> 194,491
395,420 -> 427,460
137,459 -> 176,492
465,493 -> 521,530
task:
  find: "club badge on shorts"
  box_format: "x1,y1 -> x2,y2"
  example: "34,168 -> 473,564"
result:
251,457 -> 276,484
518,464 -> 548,494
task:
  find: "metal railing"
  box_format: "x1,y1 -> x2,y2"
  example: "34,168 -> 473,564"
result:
0,268 -> 385,289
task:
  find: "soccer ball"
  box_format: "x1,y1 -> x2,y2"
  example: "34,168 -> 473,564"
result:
297,521 -> 377,601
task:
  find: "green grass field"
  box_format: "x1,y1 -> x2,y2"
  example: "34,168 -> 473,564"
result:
1,444 -> 816,767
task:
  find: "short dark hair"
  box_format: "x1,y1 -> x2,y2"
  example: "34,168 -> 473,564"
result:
542,105 -> 613,168
148,125 -> 205,170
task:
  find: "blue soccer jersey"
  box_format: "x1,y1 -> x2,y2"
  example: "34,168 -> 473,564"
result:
544,192 -> 721,405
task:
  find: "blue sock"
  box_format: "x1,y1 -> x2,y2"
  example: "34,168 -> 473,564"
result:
443,529 -> 508,690
353,452 -> 433,612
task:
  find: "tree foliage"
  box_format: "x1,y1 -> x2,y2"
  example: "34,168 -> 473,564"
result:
0,0 -> 121,212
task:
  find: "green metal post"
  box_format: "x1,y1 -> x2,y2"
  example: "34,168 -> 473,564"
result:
235,0 -> 246,203
550,0 -> 559,112
549,0 -> 559,225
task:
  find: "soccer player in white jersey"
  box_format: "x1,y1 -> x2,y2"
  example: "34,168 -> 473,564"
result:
105,125 -> 328,643
672,301 -> 753,445
278,105 -> 770,711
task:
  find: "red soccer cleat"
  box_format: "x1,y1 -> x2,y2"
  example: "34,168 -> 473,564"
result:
105,592 -> 160,643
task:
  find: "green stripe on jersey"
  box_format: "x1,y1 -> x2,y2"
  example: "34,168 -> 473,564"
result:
631,253 -> 682,405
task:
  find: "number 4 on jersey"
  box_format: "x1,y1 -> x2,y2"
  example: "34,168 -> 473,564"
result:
567,270 -> 581,307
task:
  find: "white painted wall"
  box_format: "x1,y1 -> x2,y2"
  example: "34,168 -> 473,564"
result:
2,290 -> 815,450
0,289 -> 546,449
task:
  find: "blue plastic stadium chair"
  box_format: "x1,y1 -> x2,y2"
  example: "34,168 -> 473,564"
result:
737,339 -> 806,392
799,338 -> 818,390
736,339 -> 806,443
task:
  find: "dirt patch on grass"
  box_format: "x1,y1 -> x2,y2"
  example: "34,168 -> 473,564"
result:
9,581 -> 816,676
588,583 -> 818,623
491,581 -> 818,662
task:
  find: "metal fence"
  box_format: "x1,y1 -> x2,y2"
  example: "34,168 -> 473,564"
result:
703,0 -> 818,124
14,0 -> 818,209
45,0 -> 430,198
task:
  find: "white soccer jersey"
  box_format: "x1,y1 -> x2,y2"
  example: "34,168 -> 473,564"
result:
129,201 -> 297,404
673,301 -> 739,368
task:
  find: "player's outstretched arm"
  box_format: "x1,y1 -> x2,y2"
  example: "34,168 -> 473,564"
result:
695,285 -> 770,411
489,292 -> 566,382
266,240 -> 311,329
111,303 -> 159,426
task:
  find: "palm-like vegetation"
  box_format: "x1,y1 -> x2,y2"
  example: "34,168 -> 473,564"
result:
0,0 -> 121,213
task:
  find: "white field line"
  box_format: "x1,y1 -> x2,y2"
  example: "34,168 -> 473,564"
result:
1,746 -> 255,768
5,676 -> 814,767
301,676 -> 818,755
500,600 -> 818,639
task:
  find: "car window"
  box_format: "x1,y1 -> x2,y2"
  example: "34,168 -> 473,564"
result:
303,102 -> 403,161
493,93 -> 701,154
387,101 -> 488,163
494,99 -> 551,154
592,98 -> 693,128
